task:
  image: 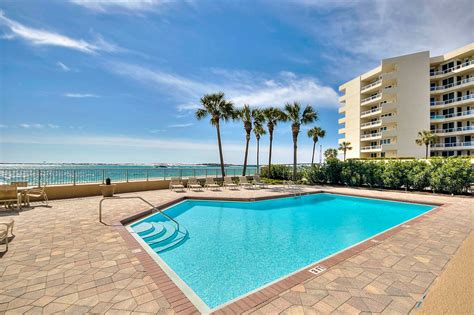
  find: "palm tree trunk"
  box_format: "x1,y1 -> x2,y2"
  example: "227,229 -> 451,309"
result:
425,144 -> 428,159
242,133 -> 250,176
292,132 -> 298,181
256,138 -> 260,174
311,141 -> 316,166
268,129 -> 273,174
343,150 -> 346,161
216,122 -> 225,178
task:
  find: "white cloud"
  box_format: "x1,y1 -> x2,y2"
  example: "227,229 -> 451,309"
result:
0,10 -> 120,54
0,124 -> 7,128
149,129 -> 166,134
177,102 -> 200,112
70,0 -> 173,12
57,61 -> 70,71
47,124 -> 60,129
64,93 -> 99,98
106,62 -> 339,110
167,123 -> 194,128
19,123 -> 44,129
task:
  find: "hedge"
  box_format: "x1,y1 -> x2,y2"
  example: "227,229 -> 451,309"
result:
263,158 -> 473,195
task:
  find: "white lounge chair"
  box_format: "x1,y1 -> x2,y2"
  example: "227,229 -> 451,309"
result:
239,176 -> 254,189
0,218 -> 14,252
223,176 -> 238,190
252,175 -> 267,189
204,177 -> 221,191
0,185 -> 21,210
25,186 -> 48,206
187,177 -> 203,191
169,177 -> 185,192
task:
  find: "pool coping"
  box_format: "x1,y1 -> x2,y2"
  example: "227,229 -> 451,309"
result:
114,190 -> 446,315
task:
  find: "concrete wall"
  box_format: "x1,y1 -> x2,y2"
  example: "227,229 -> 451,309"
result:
383,51 -> 430,158
42,180 -> 173,200
339,77 -> 362,159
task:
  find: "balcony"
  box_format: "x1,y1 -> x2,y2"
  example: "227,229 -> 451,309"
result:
361,79 -> 382,92
430,141 -> 474,150
338,117 -> 346,124
361,93 -> 382,106
360,107 -> 382,118
432,126 -> 474,135
430,60 -> 473,77
338,127 -> 346,134
361,145 -> 382,152
430,77 -> 474,94
430,94 -> 474,108
338,106 -> 346,114
360,132 -> 382,140
361,120 -> 382,130
430,109 -> 474,122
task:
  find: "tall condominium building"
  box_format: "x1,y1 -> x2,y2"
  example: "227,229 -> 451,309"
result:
338,43 -> 473,159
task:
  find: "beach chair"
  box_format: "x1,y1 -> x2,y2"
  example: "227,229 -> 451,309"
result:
0,185 -> 21,210
204,177 -> 221,191
223,176 -> 238,190
169,177 -> 185,192
239,176 -> 254,189
0,219 -> 14,252
252,175 -> 267,189
25,185 -> 48,206
187,177 -> 203,191
10,181 -> 28,187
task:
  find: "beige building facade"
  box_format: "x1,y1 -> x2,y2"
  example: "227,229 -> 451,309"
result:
339,43 -> 473,159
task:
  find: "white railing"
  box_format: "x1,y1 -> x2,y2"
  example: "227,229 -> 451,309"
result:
430,94 -> 474,106
430,77 -> 474,91
361,107 -> 381,116
361,132 -> 381,139
431,142 -> 474,148
430,109 -> 474,120
361,79 -> 382,91
361,93 -> 382,104
361,145 -> 381,151
430,60 -> 473,76
361,120 -> 382,127
432,126 -> 474,134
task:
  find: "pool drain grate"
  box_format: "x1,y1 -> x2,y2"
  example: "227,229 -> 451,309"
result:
308,265 -> 327,275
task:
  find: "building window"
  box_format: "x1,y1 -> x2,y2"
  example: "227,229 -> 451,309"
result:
381,152 -> 385,158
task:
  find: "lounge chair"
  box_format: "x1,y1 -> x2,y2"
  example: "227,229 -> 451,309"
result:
0,185 -> 21,210
223,176 -> 238,190
25,186 -> 48,206
239,176 -> 254,189
187,177 -> 203,191
204,177 -> 221,191
0,219 -> 14,252
10,181 -> 28,187
169,177 -> 185,192
252,175 -> 267,189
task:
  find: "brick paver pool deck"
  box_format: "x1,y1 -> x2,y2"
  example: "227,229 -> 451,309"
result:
0,186 -> 472,314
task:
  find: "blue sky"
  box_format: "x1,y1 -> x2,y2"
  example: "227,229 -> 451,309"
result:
0,0 -> 472,164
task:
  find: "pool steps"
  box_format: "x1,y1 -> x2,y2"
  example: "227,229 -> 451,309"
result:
134,221 -> 188,253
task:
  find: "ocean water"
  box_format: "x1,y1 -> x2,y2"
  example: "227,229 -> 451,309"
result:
131,193 -> 434,309
0,164 -> 258,185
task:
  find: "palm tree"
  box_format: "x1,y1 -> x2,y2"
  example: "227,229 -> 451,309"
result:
338,141 -> 352,161
415,130 -> 438,159
195,92 -> 234,178
283,102 -> 318,180
324,148 -> 338,160
252,109 -> 266,174
307,126 -> 326,166
235,105 -> 253,176
263,107 -> 285,174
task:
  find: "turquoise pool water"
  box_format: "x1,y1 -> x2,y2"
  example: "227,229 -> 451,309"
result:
130,193 -> 434,309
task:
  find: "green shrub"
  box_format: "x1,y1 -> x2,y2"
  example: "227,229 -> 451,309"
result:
362,161 -> 384,187
305,164 -> 327,184
406,160 -> 431,190
260,164 -> 292,180
382,160 -> 409,189
325,158 -> 343,184
430,157 -> 473,194
341,160 -> 363,186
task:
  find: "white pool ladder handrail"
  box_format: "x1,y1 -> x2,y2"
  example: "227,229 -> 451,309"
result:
99,196 -> 179,228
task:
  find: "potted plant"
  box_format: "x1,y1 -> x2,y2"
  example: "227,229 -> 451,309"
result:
100,178 -> 116,197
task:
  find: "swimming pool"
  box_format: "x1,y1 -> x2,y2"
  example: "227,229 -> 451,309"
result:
128,193 -> 434,311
